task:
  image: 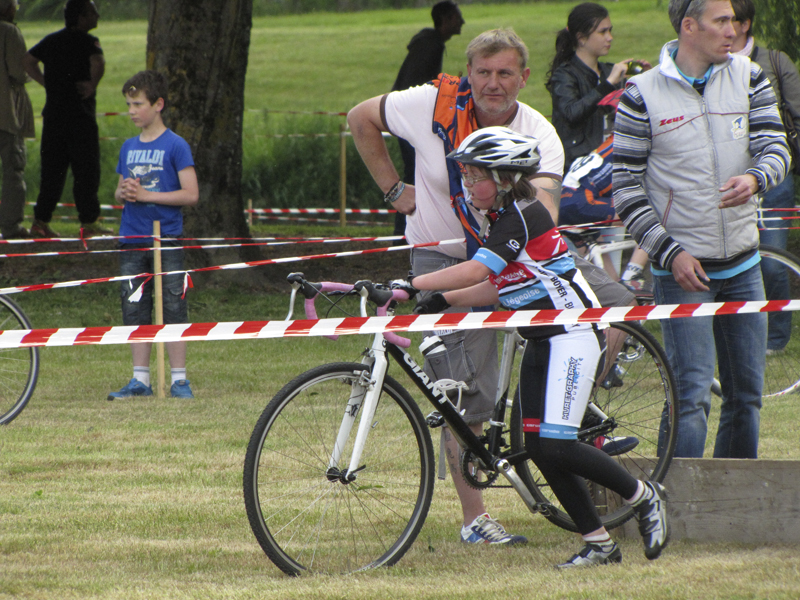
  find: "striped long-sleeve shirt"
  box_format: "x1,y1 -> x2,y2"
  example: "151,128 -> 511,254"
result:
613,43 -> 790,272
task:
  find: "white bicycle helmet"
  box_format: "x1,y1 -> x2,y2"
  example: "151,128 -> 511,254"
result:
446,126 -> 542,176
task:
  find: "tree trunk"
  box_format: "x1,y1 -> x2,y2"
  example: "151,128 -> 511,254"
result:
146,0 -> 255,268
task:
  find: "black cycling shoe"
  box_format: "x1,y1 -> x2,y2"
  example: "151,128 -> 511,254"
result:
556,542 -> 622,569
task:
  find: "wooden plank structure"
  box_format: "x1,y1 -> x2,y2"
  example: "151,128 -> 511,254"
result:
616,459 -> 800,543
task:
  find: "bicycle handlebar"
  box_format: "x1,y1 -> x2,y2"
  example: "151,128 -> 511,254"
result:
286,273 -> 411,348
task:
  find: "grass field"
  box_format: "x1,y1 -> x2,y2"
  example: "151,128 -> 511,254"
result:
3,2 -> 800,598
3,282 -> 800,599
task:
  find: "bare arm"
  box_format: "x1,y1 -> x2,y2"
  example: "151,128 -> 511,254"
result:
412,259 -> 492,292
76,53 -> 105,99
114,174 -> 125,203
347,96 -> 416,215
119,166 -> 199,206
444,279 -> 499,307
531,175 -> 562,223
22,52 -> 44,87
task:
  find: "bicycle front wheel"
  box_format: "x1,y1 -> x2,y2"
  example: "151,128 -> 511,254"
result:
0,295 -> 40,425
510,321 -> 678,532
243,362 -> 435,576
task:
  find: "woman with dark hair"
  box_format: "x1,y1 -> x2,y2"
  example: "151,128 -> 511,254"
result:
546,2 -> 648,167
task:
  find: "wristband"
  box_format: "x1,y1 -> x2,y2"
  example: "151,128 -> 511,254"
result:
384,181 -> 405,204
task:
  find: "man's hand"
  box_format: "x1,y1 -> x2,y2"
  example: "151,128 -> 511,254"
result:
671,250 -> 710,292
718,174 -> 758,209
391,184 -> 416,215
75,80 -> 96,100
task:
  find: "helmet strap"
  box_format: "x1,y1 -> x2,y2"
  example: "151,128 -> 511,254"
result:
490,170 -> 519,211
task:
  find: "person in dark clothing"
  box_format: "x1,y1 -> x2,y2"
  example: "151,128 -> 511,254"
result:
545,2 -> 649,168
22,0 -> 112,238
390,0 -> 464,242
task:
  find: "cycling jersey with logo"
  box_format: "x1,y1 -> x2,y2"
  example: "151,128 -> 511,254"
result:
472,199 -> 599,339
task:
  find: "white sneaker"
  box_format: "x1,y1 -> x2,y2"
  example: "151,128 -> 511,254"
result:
634,481 -> 670,560
460,513 -> 527,545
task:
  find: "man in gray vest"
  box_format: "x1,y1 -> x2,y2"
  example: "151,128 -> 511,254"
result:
612,0 -> 790,459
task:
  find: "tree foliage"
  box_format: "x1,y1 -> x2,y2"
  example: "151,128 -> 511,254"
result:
752,0 -> 800,62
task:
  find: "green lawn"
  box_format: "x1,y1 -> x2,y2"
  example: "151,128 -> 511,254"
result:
2,283 -> 800,599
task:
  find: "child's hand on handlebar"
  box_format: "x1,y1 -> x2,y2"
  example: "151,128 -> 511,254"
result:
389,278 -> 419,300
413,292 -> 450,315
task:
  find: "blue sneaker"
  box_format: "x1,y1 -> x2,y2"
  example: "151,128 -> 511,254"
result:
461,513 -> 527,545
108,378 -> 153,401
170,379 -> 194,399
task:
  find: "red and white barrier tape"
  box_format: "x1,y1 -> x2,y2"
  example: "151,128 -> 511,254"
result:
252,216 -> 391,226
2,299 -> 796,350
0,238 -> 462,295
0,235 -> 407,259
248,208 -> 395,215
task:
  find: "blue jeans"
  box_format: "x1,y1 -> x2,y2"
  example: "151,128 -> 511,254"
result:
759,175 -> 795,350
654,264 -> 766,459
119,241 -> 188,326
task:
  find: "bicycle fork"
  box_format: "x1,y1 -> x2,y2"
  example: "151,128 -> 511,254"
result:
326,336 -> 389,483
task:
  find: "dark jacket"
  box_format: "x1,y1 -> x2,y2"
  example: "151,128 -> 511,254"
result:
549,55 -> 618,168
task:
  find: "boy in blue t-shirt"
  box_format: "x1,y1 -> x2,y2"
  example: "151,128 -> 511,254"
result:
108,70 -> 199,401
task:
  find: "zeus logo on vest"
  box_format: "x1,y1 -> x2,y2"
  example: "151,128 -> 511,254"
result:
731,116 -> 747,140
659,115 -> 684,127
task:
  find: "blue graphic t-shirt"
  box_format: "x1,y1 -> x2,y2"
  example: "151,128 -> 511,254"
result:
116,128 -> 194,241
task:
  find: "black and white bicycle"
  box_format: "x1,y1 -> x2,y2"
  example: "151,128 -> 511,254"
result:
243,274 -> 678,575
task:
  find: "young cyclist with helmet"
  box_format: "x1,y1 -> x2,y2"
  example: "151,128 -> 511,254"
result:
397,126 -> 669,568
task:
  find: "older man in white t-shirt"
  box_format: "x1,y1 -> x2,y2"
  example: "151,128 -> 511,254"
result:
349,28 -> 567,545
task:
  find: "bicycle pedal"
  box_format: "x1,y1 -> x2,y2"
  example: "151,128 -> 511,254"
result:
599,365 -> 624,390
426,411 -> 445,428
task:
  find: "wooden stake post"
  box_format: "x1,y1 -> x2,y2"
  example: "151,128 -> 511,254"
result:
153,221 -> 165,398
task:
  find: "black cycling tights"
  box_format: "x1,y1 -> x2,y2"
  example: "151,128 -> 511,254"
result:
524,433 -> 640,534
520,336 -> 640,534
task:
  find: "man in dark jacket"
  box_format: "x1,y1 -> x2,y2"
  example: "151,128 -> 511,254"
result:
390,1 -> 464,241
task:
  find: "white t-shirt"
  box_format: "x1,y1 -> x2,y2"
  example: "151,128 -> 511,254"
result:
384,83 -> 565,259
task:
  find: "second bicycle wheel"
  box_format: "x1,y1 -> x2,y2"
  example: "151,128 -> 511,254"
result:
510,321 -> 678,532
243,362 -> 435,576
758,245 -> 800,397
0,295 -> 40,425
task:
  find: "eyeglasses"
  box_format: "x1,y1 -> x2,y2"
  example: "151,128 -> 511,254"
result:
462,174 -> 490,186
678,0 -> 694,25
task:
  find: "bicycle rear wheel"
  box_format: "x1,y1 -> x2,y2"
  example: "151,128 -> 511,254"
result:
243,362 -> 435,576
0,295 -> 40,425
758,245 -> 800,397
510,321 -> 678,532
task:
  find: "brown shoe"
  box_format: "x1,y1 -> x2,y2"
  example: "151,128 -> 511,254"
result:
30,219 -> 61,239
2,226 -> 31,239
80,221 -> 114,237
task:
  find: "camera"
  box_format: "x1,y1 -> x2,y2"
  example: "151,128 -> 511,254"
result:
626,61 -> 644,76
